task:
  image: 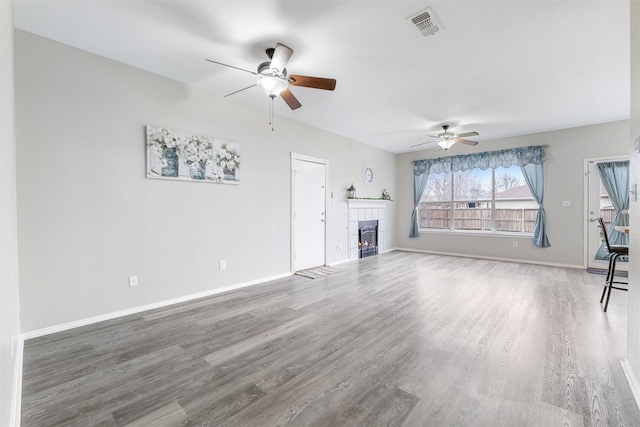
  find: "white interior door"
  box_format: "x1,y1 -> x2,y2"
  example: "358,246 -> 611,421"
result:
586,158 -> 628,271
293,157 -> 326,271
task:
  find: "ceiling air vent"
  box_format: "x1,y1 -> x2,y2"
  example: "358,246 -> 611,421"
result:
408,7 -> 442,37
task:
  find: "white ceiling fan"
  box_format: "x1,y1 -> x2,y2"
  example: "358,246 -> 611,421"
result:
206,43 -> 336,110
411,125 -> 479,151
206,43 -> 337,130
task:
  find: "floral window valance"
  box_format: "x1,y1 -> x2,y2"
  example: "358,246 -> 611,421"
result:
413,145 -> 547,176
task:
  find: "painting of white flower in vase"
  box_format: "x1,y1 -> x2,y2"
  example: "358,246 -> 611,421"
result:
146,125 -> 240,185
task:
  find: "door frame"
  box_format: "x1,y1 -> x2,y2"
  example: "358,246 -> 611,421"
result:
291,152 -> 328,272
583,155 -> 629,269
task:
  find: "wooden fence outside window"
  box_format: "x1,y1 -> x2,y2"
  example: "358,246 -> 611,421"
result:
419,206 -> 617,233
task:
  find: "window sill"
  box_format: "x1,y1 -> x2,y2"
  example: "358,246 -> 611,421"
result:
418,229 -> 533,238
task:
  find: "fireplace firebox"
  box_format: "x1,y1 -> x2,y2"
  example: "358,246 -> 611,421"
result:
358,220 -> 378,258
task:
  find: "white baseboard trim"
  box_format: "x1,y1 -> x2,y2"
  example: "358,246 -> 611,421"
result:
328,248 -> 400,267
22,272 -> 293,340
396,247 -> 584,269
327,258 -> 351,267
621,359 -> 640,411
10,336 -> 23,427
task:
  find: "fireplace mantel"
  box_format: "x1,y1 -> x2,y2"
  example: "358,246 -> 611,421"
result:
347,199 -> 391,209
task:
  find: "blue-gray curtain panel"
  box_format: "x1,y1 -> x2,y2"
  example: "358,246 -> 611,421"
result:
595,161 -> 629,261
410,171 -> 431,238
520,162 -> 550,248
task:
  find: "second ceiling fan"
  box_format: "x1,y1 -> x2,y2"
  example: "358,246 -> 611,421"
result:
411,125 -> 479,151
206,43 -> 336,111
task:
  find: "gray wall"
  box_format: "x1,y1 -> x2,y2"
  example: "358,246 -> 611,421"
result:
0,2 -> 21,425
14,30 -> 396,333
395,120 -> 629,267
627,0 -> 640,394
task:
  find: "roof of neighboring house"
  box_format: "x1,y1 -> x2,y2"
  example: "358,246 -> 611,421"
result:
495,185 -> 533,199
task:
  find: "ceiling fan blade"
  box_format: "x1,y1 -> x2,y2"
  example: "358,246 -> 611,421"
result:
270,43 -> 293,74
434,146 -> 443,152
455,138 -> 479,146
288,75 -> 336,91
427,134 -> 440,138
280,88 -> 301,110
456,131 -> 479,138
410,140 -> 436,148
224,84 -> 257,97
205,59 -> 257,75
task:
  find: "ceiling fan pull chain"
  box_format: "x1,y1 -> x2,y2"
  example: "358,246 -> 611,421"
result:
270,97 -> 275,131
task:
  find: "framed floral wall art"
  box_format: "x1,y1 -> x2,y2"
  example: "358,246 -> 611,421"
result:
146,126 -> 240,184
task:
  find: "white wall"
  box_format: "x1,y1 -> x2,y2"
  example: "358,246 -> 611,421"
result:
395,120 -> 629,267
0,2 -> 22,425
626,0 -> 640,398
14,30 -> 396,333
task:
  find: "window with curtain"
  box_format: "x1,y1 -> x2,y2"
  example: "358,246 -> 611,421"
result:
411,145 -> 550,247
594,160 -> 629,261
419,165 -> 536,233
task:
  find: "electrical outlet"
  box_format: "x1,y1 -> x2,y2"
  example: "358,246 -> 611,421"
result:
512,242 -> 518,248
562,200 -> 571,207
336,243 -> 342,251
219,260 -> 226,270
129,275 -> 138,287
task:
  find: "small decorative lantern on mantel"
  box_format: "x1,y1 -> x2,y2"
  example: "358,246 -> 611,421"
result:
347,184 -> 356,199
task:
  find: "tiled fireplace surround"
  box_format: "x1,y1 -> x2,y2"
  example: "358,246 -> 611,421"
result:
348,200 -> 387,260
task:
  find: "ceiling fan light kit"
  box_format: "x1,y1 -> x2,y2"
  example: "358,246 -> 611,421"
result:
257,76 -> 288,98
437,139 -> 456,151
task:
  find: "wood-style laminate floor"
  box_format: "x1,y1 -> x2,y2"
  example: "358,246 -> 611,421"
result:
21,251 -> 640,426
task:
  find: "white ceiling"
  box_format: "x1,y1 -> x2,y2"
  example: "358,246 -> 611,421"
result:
12,0 -> 630,154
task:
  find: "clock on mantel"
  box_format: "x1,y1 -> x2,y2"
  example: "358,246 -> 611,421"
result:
362,165 -> 373,185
